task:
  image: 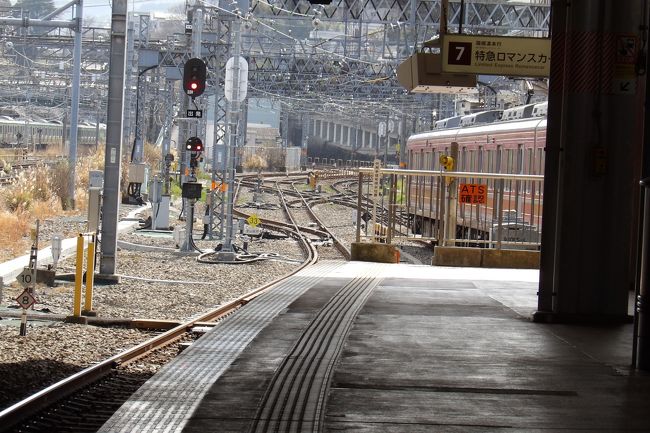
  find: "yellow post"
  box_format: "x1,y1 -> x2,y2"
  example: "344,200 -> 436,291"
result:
73,234 -> 83,317
83,233 -> 95,314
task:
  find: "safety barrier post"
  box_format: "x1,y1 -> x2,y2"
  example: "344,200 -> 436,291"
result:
83,233 -> 96,315
73,234 -> 84,317
356,171 -> 363,243
386,174 -> 396,245
72,232 -> 97,318
495,179 -> 505,250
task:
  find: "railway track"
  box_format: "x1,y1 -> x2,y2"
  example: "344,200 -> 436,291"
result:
235,176 -> 353,260
0,221 -> 318,433
0,156 -> 64,186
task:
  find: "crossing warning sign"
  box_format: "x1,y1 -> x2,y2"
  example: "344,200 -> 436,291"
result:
459,183 -> 487,204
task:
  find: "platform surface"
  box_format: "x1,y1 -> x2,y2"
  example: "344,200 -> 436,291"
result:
101,262 -> 650,432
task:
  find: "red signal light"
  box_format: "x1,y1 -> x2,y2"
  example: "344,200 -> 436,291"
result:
190,82 -> 198,90
186,137 -> 203,153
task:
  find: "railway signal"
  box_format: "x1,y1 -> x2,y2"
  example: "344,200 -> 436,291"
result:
185,137 -> 203,153
183,58 -> 207,98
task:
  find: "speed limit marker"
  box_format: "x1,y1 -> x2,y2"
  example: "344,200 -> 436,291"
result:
247,214 -> 261,228
17,267 -> 34,288
15,289 -> 36,310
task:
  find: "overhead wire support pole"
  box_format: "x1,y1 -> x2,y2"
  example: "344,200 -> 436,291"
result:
66,0 -> 83,209
99,0 -> 127,277
222,18 -> 243,255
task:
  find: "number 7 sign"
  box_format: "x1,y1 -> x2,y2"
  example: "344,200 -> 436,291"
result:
447,41 -> 472,66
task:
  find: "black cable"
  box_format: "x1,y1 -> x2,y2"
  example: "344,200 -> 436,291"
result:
201,204 -> 209,239
188,201 -> 204,253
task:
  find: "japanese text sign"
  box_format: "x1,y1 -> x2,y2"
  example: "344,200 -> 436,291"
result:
459,183 -> 487,205
442,34 -> 551,78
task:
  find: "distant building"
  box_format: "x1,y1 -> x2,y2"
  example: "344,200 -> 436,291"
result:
245,123 -> 280,147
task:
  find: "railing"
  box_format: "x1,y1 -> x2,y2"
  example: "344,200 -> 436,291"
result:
356,166 -> 544,250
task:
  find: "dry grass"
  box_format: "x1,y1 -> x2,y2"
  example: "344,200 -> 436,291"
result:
0,210 -> 30,258
0,150 -> 106,261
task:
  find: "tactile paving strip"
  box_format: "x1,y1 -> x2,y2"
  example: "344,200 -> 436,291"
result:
98,261 -> 345,433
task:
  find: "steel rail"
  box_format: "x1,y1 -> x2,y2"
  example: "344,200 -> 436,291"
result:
290,181 -> 352,260
0,225 -> 318,433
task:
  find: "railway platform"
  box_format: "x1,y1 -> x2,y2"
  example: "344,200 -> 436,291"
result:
99,261 -> 650,432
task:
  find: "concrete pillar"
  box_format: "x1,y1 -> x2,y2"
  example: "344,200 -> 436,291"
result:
345,125 -> 351,146
537,0 -> 647,323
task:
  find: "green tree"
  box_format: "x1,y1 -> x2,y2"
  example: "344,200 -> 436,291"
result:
13,0 -> 55,18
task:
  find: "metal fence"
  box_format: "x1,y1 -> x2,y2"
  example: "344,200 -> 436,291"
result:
356,166 -> 544,250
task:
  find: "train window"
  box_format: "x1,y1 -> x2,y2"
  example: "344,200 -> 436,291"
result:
517,144 -> 524,174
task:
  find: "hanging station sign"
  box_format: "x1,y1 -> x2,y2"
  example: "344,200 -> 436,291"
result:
442,34 -> 551,78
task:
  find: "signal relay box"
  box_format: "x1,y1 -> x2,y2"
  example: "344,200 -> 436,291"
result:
128,163 -> 148,184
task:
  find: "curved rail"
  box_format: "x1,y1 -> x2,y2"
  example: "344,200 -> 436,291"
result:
289,181 -> 352,259
0,224 -> 318,432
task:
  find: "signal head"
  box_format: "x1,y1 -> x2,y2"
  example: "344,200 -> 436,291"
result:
186,137 -> 203,153
183,58 -> 207,97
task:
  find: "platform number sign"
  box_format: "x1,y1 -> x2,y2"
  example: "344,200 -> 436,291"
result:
15,289 -> 36,310
448,41 -> 472,66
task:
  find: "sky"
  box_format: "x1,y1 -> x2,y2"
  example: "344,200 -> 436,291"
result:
54,0 -> 185,25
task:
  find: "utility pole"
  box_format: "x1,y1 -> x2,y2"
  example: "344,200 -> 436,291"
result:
98,0 -> 127,277
67,0 -> 83,209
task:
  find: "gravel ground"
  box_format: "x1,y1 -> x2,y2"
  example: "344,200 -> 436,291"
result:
0,324 -> 158,410
0,195 -> 306,412
0,176 -> 433,413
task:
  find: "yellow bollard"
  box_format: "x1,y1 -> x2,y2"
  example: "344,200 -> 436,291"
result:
73,234 -> 84,317
83,233 -> 95,314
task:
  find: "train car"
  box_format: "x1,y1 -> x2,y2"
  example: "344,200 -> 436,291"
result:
405,112 -> 547,248
501,103 -> 535,121
434,115 -> 462,129
407,116 -> 547,174
459,109 -> 503,127
0,117 -> 106,150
